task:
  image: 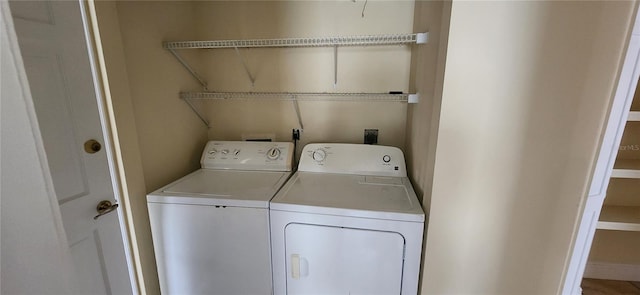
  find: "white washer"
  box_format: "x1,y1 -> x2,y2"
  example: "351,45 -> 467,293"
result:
270,143 -> 425,295
147,141 -> 293,295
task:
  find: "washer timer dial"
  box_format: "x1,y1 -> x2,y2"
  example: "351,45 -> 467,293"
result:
312,149 -> 327,162
267,147 -> 281,160
383,155 -> 391,163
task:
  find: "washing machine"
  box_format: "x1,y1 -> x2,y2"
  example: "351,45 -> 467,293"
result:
270,143 -> 425,295
147,141 -> 293,295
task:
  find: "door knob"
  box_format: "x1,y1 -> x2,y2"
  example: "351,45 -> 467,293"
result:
94,200 -> 118,220
84,139 -> 102,154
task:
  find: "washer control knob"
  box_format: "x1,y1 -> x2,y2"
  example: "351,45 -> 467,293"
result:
312,149 -> 327,162
383,155 -> 391,163
221,149 -> 229,155
233,149 -> 240,156
208,149 -> 217,155
267,147 -> 281,160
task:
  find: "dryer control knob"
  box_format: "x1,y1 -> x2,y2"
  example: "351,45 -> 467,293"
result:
383,155 -> 391,163
312,149 -> 326,162
267,147 -> 281,160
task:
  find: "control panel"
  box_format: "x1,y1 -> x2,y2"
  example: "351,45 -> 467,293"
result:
200,141 -> 293,171
298,143 -> 407,177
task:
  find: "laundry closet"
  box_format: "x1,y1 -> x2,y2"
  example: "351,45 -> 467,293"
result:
106,1 -> 433,192
93,1 -> 637,294
96,1 -> 444,293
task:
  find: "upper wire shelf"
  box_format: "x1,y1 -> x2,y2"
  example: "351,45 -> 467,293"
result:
180,91 -> 418,102
166,32 -> 428,128
164,33 -> 428,49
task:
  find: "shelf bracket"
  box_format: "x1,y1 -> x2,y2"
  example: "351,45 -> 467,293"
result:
333,45 -> 338,89
292,96 -> 304,131
182,97 -> 210,128
408,93 -> 419,104
234,46 -> 256,87
168,48 -> 209,91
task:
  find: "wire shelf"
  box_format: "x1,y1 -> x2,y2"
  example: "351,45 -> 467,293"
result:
180,91 -> 416,102
164,33 -> 428,49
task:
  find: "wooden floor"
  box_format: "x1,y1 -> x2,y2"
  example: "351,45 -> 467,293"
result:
582,279 -> 640,295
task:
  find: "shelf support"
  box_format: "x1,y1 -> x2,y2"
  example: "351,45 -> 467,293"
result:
168,48 -> 209,91
334,45 -> 338,89
182,97 -> 210,128
234,47 -> 256,87
292,96 -> 304,131
408,93 -> 419,103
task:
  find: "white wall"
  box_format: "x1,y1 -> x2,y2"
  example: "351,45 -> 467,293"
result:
421,1 -> 636,294
1,2 -> 77,293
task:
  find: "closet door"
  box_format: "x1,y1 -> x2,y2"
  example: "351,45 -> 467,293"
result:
284,223 -> 404,295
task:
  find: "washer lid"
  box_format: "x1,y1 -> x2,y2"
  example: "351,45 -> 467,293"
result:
147,169 -> 291,208
270,172 -> 424,222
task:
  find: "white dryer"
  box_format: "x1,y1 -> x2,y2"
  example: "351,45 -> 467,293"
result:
147,141 -> 293,295
270,143 -> 425,295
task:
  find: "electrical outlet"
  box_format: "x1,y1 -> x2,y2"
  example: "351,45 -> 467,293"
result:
364,129 -> 378,145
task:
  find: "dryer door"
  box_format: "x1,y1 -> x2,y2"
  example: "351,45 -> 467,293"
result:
285,223 -> 404,295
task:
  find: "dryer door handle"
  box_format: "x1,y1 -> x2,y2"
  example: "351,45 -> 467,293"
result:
290,254 -> 309,279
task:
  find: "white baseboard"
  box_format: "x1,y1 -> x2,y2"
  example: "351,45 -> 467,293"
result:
584,262 -> 640,281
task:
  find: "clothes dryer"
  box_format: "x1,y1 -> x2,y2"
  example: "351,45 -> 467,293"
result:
270,143 -> 425,295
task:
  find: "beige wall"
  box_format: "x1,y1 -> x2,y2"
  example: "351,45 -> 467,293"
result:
405,0 -> 449,290
405,0 -> 447,204
103,0 -> 418,200
589,231 -> 640,265
193,1 -> 415,149
94,1 -> 209,294
617,121 -> 640,160
115,1 -> 208,192
421,1 -> 636,294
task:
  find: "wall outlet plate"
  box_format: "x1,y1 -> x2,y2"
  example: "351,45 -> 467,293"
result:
364,129 -> 378,145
